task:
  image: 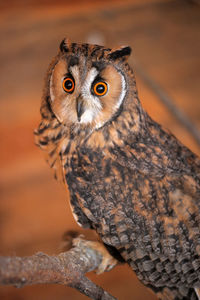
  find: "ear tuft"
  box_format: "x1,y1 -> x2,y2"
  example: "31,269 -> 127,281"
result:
60,38 -> 71,52
108,46 -> 132,61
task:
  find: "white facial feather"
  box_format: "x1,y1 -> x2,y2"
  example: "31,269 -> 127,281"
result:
81,67 -> 98,98
50,70 -> 55,102
70,65 -> 80,81
80,110 -> 95,124
114,71 -> 126,110
80,68 -> 102,124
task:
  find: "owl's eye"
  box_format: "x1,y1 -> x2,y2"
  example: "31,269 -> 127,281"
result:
93,81 -> 108,97
62,77 -> 75,93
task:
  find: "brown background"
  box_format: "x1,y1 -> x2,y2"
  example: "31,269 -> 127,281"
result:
0,0 -> 200,299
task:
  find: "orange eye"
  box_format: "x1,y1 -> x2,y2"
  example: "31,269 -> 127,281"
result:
93,81 -> 108,96
62,77 -> 75,93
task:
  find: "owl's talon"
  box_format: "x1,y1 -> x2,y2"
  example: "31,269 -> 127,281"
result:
95,254 -> 117,275
94,243 -> 118,274
72,236 -> 118,274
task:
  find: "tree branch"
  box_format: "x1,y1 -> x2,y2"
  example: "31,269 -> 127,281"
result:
0,236 -> 117,300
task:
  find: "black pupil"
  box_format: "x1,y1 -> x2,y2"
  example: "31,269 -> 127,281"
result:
65,79 -> 73,90
96,84 -> 105,94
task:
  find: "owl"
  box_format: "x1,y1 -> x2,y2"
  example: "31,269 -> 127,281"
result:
35,39 -> 200,300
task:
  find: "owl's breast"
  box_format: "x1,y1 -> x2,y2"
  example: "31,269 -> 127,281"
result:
62,144 -> 149,243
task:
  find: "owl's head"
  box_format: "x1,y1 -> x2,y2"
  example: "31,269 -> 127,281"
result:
44,39 -> 136,131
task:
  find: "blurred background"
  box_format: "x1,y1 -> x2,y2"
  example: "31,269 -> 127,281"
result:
0,0 -> 200,299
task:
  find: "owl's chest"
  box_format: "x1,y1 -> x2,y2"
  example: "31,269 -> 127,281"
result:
61,146 -> 131,227
63,147 -> 105,187
62,147 -> 145,235
63,145 -> 131,200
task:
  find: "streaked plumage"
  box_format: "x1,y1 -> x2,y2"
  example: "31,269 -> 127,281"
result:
35,39 -> 200,299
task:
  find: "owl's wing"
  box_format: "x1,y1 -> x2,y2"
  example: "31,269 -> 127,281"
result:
108,137 -> 200,180
102,140 -> 200,266
106,139 -> 200,214
34,120 -> 65,184
107,142 -> 167,179
43,141 -> 65,183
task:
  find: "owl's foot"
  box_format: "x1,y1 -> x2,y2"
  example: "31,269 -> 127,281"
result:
72,235 -> 118,275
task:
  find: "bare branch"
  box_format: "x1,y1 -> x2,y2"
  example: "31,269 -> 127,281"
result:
0,237 -> 117,300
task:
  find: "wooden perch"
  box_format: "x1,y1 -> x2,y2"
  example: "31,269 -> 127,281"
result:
0,236 -> 117,300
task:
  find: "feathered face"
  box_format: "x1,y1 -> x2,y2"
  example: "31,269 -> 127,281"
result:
48,39 -> 132,130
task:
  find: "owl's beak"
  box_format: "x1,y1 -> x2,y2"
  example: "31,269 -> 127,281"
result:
76,96 -> 85,122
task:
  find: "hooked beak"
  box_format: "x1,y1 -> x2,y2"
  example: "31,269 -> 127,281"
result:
76,96 -> 85,122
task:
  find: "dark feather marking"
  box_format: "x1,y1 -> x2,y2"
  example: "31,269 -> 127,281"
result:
82,43 -> 89,57
50,159 -> 56,168
90,46 -> 102,57
109,46 -> 131,60
68,56 -> 79,67
99,48 -> 111,59
52,132 -> 62,142
71,42 -> 77,53
36,123 -> 50,135
102,127 -> 110,141
60,39 -> 69,52
92,61 -> 106,72
63,141 -> 71,155
105,159 -> 111,177
49,148 -> 56,157
39,139 -> 48,146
